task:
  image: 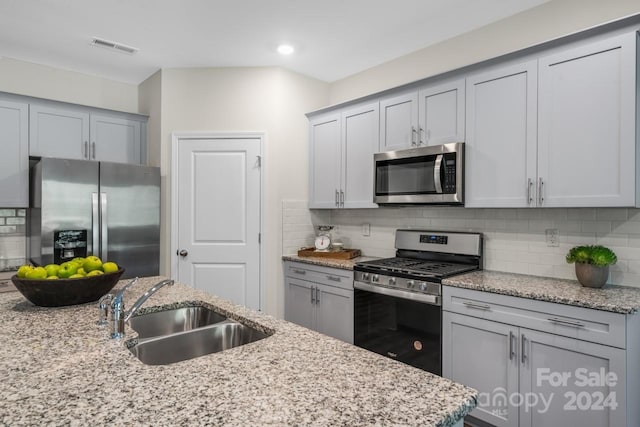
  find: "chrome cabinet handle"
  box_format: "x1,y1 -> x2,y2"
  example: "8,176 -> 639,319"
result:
293,269 -> 306,275
84,141 -> 88,158
92,142 -> 96,159
327,275 -> 341,282
310,286 -> 315,304
335,189 -> 339,207
411,127 -> 417,146
527,178 -> 534,205
340,190 -> 344,207
462,301 -> 491,311
521,334 -> 527,364
547,317 -> 585,328
509,331 -> 515,361
419,127 -> 425,146
538,178 -> 544,205
315,286 -> 320,304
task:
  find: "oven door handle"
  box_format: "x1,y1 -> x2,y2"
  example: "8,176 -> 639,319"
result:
354,281 -> 440,305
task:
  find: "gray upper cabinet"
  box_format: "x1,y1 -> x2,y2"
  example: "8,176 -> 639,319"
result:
29,104 -> 90,160
537,31 -> 637,207
90,114 -> 141,164
465,60 -> 538,208
308,102 -> 378,209
379,90 -> 418,152
0,99 -> 29,207
379,79 -> 465,152
29,102 -> 145,165
418,78 -> 465,146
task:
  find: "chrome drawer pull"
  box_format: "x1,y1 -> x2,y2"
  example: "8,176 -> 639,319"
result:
547,317 -> 585,328
462,301 -> 491,311
293,269 -> 306,275
521,334 -> 527,364
327,275 -> 341,282
509,331 -> 515,361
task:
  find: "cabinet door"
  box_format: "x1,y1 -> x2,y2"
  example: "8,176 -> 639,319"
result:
316,283 -> 354,344
519,328 -> 626,427
0,100 -> 28,207
29,104 -> 90,160
284,277 -> 315,331
443,311 -> 519,427
308,112 -> 342,208
418,79 -> 465,146
90,114 -> 141,164
465,61 -> 538,208
379,91 -> 418,152
537,31 -> 636,207
341,102 -> 379,208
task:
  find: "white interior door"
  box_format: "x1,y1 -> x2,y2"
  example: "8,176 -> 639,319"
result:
175,136 -> 262,310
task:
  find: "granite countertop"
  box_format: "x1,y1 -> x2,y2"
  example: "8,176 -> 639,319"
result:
443,270 -> 640,314
1,276 -> 476,426
282,254 -> 379,270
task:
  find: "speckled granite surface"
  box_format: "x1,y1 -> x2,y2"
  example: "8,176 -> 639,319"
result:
282,254 -> 379,270
1,276 -> 476,426
443,270 -> 640,314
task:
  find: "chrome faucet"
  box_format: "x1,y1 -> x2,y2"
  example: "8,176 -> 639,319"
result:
111,279 -> 174,339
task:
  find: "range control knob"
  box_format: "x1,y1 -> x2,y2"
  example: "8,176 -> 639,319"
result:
362,273 -> 370,281
388,277 -> 396,286
418,282 -> 428,292
406,280 -> 415,289
372,274 -> 379,283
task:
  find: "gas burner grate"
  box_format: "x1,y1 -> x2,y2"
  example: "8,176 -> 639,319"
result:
357,257 -> 477,277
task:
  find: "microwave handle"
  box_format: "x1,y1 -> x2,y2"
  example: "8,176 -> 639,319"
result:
434,154 -> 443,193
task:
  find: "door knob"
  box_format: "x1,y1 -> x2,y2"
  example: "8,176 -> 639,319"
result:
177,249 -> 188,257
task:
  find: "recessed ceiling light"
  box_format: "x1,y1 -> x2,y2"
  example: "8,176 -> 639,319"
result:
277,44 -> 294,55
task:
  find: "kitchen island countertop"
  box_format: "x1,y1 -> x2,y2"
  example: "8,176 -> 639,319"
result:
1,276 -> 476,426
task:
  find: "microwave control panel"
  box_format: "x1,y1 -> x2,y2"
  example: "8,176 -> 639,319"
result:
443,153 -> 457,193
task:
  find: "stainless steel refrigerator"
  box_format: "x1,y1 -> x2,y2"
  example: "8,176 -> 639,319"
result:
28,157 -> 160,279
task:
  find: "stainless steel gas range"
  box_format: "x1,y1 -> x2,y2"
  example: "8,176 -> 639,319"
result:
353,230 -> 483,375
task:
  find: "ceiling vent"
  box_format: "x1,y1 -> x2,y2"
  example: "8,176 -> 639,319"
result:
90,37 -> 139,55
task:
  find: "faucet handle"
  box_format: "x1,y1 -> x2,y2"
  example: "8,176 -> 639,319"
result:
97,293 -> 114,326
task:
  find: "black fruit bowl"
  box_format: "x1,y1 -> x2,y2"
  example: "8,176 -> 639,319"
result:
11,268 -> 125,307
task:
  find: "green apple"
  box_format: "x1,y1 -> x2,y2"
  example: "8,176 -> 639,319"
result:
87,270 -> 104,277
83,256 -> 103,273
17,265 -> 33,278
76,268 -> 87,276
25,267 -> 47,280
58,262 -> 79,279
72,257 -> 85,265
46,275 -> 59,280
44,264 -> 60,277
68,274 -> 84,279
102,262 -> 119,274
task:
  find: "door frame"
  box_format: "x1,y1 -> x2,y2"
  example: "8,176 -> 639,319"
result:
170,131 -> 266,311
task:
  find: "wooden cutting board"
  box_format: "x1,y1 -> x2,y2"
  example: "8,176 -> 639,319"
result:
297,247 -> 362,259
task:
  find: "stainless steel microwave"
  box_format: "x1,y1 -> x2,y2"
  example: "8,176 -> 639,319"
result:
374,142 -> 464,205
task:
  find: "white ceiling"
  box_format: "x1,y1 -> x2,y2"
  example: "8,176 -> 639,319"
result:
0,0 -> 548,85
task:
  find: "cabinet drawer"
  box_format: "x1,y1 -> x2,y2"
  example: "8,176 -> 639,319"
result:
285,261 -> 353,291
443,286 -> 626,348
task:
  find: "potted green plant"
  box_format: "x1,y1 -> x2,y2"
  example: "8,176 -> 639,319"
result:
566,245 -> 617,288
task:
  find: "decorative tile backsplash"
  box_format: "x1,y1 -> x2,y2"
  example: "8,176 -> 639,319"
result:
0,208 -> 27,271
281,201 -> 640,288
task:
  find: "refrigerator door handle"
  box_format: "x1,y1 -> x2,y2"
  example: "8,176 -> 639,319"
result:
92,193 -> 100,256
101,192 -> 108,259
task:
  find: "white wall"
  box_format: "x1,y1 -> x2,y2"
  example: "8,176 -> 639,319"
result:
329,0 -> 640,104
0,57 -> 139,112
282,205 -> 640,288
138,70 -> 162,167
156,67 -> 329,316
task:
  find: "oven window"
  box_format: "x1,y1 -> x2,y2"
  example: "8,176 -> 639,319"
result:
375,155 -> 436,196
354,289 -> 441,375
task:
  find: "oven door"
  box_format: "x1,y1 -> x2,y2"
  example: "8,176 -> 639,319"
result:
374,142 -> 463,205
354,282 -> 441,375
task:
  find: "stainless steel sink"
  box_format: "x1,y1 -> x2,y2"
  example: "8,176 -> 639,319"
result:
128,320 -> 269,365
129,305 -> 228,339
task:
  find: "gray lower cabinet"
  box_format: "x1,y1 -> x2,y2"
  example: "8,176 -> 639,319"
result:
0,99 -> 29,207
443,285 -> 638,427
284,261 -> 354,343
